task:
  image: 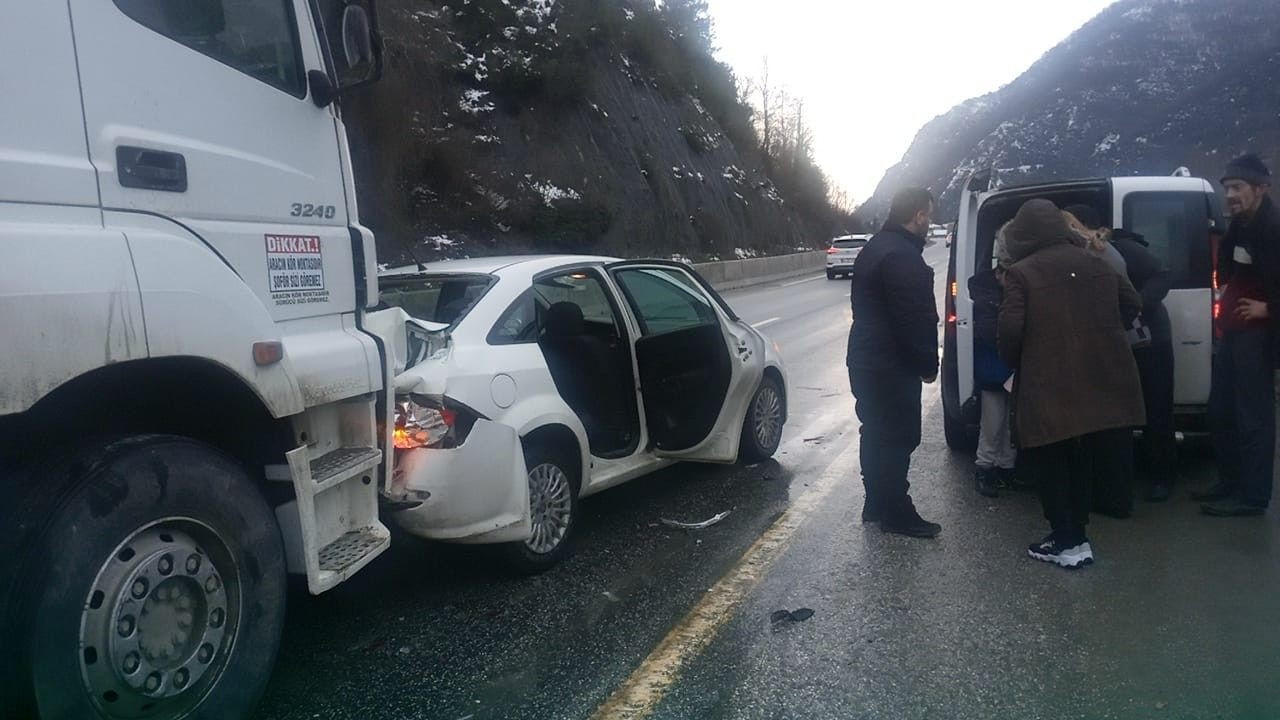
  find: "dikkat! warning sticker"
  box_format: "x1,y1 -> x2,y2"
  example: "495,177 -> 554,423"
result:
266,234 -> 325,296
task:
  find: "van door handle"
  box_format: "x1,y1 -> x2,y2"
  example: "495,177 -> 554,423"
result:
117,146 -> 187,192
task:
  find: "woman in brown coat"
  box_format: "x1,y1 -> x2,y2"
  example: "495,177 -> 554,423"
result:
997,199 -> 1145,569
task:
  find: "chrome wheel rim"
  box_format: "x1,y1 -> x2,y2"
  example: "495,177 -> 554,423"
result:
525,463 -> 573,554
753,385 -> 783,450
79,519 -> 239,719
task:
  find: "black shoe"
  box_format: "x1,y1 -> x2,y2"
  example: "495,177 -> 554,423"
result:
1191,480 -> 1237,502
861,502 -> 882,524
1201,498 -> 1267,517
880,508 -> 941,538
1027,532 -> 1094,569
975,468 -> 1000,498
997,467 -> 1032,490
1146,483 -> 1172,503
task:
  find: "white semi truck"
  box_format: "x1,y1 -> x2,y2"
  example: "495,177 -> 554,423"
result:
0,2 -> 404,717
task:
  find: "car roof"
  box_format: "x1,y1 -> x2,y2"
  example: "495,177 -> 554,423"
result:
380,254 -> 624,279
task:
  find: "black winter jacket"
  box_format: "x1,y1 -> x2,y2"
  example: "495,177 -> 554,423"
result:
1112,230 -> 1172,343
1217,195 -> 1280,364
846,225 -> 938,378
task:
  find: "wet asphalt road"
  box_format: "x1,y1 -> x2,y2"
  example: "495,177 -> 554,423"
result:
255,243 -> 1280,720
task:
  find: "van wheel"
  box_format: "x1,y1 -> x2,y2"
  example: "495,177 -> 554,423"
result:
17,436 -> 286,720
944,409 -> 979,452
739,375 -> 786,463
501,443 -> 580,574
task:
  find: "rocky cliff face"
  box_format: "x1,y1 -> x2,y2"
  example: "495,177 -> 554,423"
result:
341,0 -> 840,265
860,0 -> 1280,222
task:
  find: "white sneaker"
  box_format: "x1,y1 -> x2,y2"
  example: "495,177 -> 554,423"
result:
1027,535 -> 1094,569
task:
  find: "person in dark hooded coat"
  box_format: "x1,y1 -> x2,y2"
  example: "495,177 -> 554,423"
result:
998,199 -> 1145,569
1109,227 -> 1177,502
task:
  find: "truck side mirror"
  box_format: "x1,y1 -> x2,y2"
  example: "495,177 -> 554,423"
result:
338,5 -> 378,86
313,0 -> 383,105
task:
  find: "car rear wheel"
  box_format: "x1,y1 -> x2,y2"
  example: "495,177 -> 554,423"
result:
739,375 -> 785,463
16,436 -> 286,720
500,442 -> 580,574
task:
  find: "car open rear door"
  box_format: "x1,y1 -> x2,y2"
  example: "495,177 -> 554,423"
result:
1112,180 -> 1216,409
606,261 -> 762,462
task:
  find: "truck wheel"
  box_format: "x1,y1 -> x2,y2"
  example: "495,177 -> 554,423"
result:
739,375 -> 786,463
20,436 -> 286,720
500,442 -> 579,574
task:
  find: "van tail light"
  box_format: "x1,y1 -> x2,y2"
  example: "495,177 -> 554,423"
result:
393,395 -> 478,450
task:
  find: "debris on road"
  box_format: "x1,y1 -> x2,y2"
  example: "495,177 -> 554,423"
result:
771,608 -> 816,626
660,510 -> 731,530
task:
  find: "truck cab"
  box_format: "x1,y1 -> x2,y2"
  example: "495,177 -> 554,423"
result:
1,2 -> 395,717
942,171 -> 1220,449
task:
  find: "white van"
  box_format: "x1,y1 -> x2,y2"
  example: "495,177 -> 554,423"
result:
941,171 -> 1222,449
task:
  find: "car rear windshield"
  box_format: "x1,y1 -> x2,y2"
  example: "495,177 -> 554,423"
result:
377,274 -> 494,326
833,238 -> 867,249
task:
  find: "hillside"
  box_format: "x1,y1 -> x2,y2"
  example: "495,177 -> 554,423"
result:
859,0 -> 1280,223
340,0 -> 846,265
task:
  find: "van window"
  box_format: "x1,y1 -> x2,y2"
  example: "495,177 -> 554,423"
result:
114,0 -> 306,97
1122,192 -> 1213,289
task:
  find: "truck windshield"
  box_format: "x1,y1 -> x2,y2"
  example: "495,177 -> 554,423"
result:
378,275 -> 494,327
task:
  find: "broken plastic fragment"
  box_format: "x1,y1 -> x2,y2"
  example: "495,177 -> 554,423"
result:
659,510 -> 730,530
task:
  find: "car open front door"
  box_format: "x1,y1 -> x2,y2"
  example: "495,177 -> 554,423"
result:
606,261 -> 762,462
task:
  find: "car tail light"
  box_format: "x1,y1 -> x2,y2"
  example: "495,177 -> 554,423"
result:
827,247 -> 839,254
393,395 -> 479,450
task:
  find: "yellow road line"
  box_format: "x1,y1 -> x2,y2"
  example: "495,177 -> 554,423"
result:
590,390 -> 941,720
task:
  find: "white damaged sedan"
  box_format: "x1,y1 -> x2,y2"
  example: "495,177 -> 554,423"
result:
366,256 -> 787,571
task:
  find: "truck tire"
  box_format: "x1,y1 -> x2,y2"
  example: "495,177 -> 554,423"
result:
739,375 -> 786,463
17,436 -> 286,720
500,442 -> 580,575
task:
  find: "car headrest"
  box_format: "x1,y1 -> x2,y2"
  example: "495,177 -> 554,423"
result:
544,302 -> 584,338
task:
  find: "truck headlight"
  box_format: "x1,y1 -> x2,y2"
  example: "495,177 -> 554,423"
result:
393,395 -> 480,450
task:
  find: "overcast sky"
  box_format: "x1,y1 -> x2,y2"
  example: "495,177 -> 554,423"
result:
704,0 -> 1117,205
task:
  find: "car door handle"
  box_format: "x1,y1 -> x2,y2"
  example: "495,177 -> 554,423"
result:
117,146 -> 188,192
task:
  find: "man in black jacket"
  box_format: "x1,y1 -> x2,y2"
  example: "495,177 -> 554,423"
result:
848,187 -> 941,538
1196,153 -> 1280,516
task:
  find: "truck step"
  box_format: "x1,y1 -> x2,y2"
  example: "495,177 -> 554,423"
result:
316,526 -> 390,586
311,446 -> 382,493
273,445 -> 390,594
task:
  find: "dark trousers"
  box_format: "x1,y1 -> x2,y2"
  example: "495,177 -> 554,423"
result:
1134,337 -> 1177,485
1090,425 -> 1136,515
1023,431 -> 1125,542
1210,329 -> 1276,508
849,367 -> 922,518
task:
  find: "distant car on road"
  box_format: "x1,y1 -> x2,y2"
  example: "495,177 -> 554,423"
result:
929,224 -> 949,239
942,171 -> 1220,450
826,234 -> 871,279
372,256 -> 788,571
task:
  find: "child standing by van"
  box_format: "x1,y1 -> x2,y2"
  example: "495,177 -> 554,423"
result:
969,223 -> 1016,497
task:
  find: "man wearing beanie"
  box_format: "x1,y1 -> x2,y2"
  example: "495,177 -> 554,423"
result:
1197,153 -> 1280,516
